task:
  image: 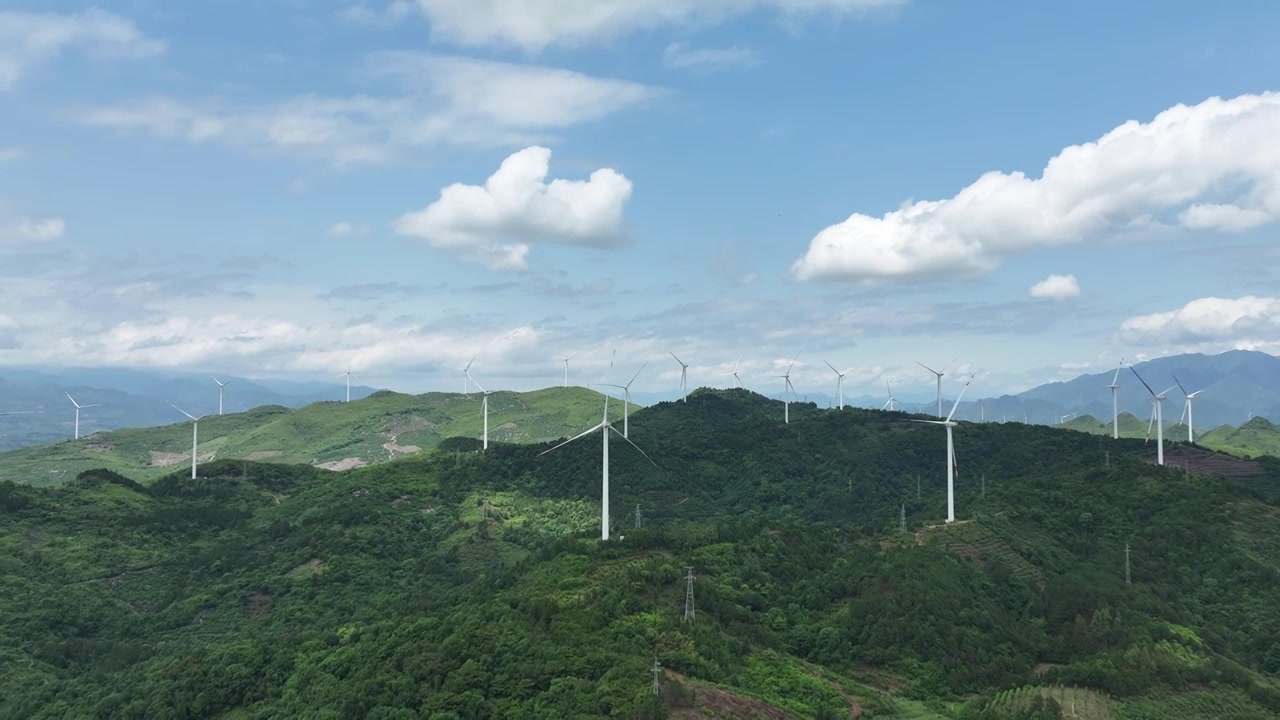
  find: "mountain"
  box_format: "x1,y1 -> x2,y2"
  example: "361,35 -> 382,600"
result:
0,366 -> 378,451
1198,417 -> 1280,459
3,388 -> 1280,717
981,350 -> 1280,428
0,386 -> 624,487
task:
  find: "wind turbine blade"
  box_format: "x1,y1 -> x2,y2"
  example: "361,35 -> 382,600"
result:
609,425 -> 658,467
916,361 -> 939,375
538,422 -> 607,456
65,392 -> 79,408
945,376 -> 975,422
786,352 -> 800,373
465,357 -> 475,371
670,352 -> 683,365
1179,401 -> 1187,425
1174,374 -> 1188,396
825,360 -> 841,375
167,401 -> 197,421
1159,385 -> 1178,397
471,377 -> 487,394
626,362 -> 647,388
909,419 -> 948,425
1129,366 -> 1157,398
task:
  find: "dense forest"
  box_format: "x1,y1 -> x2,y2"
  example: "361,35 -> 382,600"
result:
2,388 -> 1279,718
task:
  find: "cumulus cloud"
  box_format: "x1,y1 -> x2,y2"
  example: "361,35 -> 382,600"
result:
398,0 -> 901,51
663,42 -> 760,72
792,92 -> 1280,283
1119,296 -> 1280,348
0,8 -> 163,90
394,146 -> 632,270
79,53 -> 660,166
1028,274 -> 1080,301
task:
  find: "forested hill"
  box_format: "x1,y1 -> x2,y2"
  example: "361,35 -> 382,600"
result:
3,388 -> 1280,718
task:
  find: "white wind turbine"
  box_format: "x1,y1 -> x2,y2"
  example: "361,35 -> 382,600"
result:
670,352 -> 690,401
1130,366 -> 1175,466
65,392 -> 100,440
561,351 -> 577,387
539,396 -> 657,541
911,375 -> 974,524
825,361 -> 852,410
881,380 -> 897,411
1174,375 -> 1205,443
337,365 -> 357,403
722,359 -> 744,389
168,402 -> 204,480
461,357 -> 475,395
1107,358 -> 1124,440
775,354 -> 799,423
598,363 -> 646,438
916,359 -> 953,417
470,375 -> 493,451
211,376 -> 229,416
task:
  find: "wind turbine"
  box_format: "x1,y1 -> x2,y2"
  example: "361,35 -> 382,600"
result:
825,361 -> 852,410
911,375 -> 974,524
775,354 -> 799,423
1130,366 -> 1174,466
561,351 -> 576,387
461,357 -> 475,395
722,359 -> 744,389
916,359 -> 953,417
598,363 -> 646,438
538,396 -> 657,541
1107,359 -> 1124,439
881,380 -> 897,411
337,366 -> 357,402
168,402 -> 204,480
1174,375 -> 1205,443
65,392 -> 99,440
211,376 -> 229,415
470,376 -> 493,450
670,352 -> 690,402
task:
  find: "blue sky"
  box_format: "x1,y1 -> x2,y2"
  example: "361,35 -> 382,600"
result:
2,0 -> 1280,401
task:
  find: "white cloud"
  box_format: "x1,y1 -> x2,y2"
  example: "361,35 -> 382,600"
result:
1119,296 -> 1280,348
0,147 -> 22,162
401,0 -> 902,51
1028,273 -> 1080,301
328,222 -> 365,236
0,8 -> 163,90
394,146 -> 632,270
78,53 -> 659,165
1,217 -> 64,243
663,42 -> 761,72
792,92 -> 1280,283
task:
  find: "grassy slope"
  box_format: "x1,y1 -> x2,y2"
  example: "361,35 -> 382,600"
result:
1062,413 -> 1280,459
0,386 -> 624,487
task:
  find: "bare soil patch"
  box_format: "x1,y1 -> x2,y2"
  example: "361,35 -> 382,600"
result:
315,457 -> 367,471
246,450 -> 281,460
246,592 -> 272,618
286,559 -> 326,578
1155,447 -> 1263,478
664,670 -> 791,720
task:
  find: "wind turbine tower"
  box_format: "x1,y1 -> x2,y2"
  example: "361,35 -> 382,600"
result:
211,377 -> 229,415
64,392 -> 99,440
916,360 -> 952,417
1174,375 -> 1205,443
1130,366 -> 1174,466
561,351 -> 576,387
881,381 -> 897,411
911,375 -> 974,524
471,375 -> 493,450
598,363 -> 646,438
168,402 -> 204,479
669,353 -> 690,401
539,396 -> 657,540
825,361 -> 851,410
337,366 -> 357,403
1107,359 -> 1124,439
776,354 -> 799,423
462,357 -> 475,394
723,359 -> 744,389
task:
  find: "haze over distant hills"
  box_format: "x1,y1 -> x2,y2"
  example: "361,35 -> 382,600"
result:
0,367 -> 377,451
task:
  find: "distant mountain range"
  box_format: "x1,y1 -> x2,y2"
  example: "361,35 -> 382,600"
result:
0,367 -> 377,451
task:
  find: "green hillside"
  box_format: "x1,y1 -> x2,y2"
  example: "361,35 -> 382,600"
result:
3,389 -> 1280,718
0,386 -> 626,488
1060,412 -> 1280,461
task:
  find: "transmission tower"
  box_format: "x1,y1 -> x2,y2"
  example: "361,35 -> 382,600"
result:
651,658 -> 662,696
683,566 -> 696,622
1125,542 -> 1131,586
899,504 -> 906,533
635,503 -> 642,529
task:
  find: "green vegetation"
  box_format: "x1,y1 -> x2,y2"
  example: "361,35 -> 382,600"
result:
3,388 -> 1280,718
0,386 -> 623,487
1061,413 -> 1280,461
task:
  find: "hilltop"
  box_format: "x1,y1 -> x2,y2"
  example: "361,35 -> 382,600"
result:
3,388 -> 1280,718
0,386 -> 626,487
1059,411 -> 1280,460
